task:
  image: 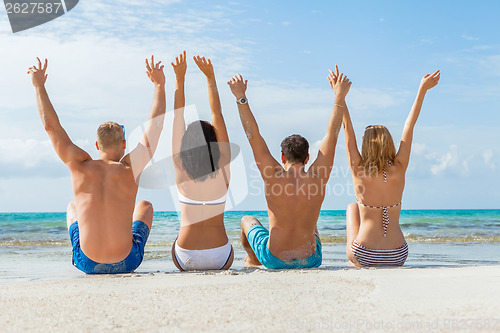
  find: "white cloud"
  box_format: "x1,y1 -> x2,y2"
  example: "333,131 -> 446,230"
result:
429,147 -> 469,176
429,149 -> 454,176
348,88 -> 409,112
308,139 -> 322,163
479,55 -> 500,76
442,47 -> 500,80
462,34 -> 479,41
402,123 -> 500,184
0,138 -> 70,178
483,149 -> 496,170
0,139 -> 56,165
430,145 -> 463,176
412,143 -> 427,155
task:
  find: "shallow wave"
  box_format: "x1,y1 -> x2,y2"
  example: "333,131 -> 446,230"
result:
404,235 -> 500,243
2,234 -> 500,247
293,234 -> 500,244
0,240 -> 69,247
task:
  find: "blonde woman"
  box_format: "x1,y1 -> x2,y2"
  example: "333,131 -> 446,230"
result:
340,66 -> 440,267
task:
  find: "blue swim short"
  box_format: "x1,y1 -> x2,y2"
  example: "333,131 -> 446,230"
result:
69,220 -> 150,274
246,224 -> 322,269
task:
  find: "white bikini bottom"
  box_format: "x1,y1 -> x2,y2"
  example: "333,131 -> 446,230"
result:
174,240 -> 232,271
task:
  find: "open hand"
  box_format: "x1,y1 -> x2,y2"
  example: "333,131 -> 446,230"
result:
28,57 -> 48,88
227,73 -> 248,99
193,55 -> 214,78
146,55 -> 165,86
327,64 -> 351,98
420,70 -> 440,91
171,50 -> 187,78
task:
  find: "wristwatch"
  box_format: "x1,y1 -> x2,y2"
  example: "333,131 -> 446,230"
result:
236,97 -> 248,105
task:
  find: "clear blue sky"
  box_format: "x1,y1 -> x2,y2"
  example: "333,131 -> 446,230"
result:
0,0 -> 499,212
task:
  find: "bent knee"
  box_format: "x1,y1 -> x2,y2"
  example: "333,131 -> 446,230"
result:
347,202 -> 358,211
241,215 -> 254,226
139,200 -> 153,209
134,200 -> 154,227
66,200 -> 76,216
241,215 -> 260,227
139,200 -> 153,214
66,200 -> 77,228
241,215 -> 261,234
67,200 -> 75,210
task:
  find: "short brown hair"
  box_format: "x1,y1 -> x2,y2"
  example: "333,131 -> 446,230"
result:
280,134 -> 309,164
97,121 -> 124,150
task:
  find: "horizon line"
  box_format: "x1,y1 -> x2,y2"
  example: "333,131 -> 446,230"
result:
1,208 -> 499,214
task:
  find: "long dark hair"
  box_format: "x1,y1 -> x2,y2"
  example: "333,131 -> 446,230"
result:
180,120 -> 220,182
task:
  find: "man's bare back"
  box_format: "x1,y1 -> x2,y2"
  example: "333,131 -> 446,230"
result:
29,56 -> 166,273
264,165 -> 325,260
228,69 -> 351,268
68,159 -> 139,262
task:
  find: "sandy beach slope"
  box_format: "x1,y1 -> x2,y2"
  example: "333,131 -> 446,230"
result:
0,265 -> 499,332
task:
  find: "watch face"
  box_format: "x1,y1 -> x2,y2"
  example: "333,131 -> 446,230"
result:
238,97 -> 248,104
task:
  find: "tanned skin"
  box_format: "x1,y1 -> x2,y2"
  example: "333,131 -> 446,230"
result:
343,70 -> 440,266
228,67 -> 351,266
29,56 -> 166,263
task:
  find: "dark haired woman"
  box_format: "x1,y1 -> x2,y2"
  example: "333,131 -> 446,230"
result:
341,66 -> 440,267
171,51 -> 233,271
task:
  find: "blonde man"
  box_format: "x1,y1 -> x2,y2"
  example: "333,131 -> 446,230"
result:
28,57 -> 166,274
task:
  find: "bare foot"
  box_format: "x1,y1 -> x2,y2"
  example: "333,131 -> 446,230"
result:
244,255 -> 262,267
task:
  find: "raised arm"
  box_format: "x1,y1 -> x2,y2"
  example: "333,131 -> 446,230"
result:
124,56 -> 166,181
395,70 -> 440,169
29,58 -> 91,166
227,74 -> 281,176
337,72 -> 362,169
193,55 -> 231,166
309,65 -> 351,179
171,51 -> 187,170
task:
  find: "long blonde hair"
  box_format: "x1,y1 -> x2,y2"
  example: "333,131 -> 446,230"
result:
360,125 -> 396,176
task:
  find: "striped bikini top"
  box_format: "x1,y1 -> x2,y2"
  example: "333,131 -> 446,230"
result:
356,162 -> 401,238
178,190 -> 227,206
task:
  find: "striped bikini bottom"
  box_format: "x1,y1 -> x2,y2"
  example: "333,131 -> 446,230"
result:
351,240 -> 408,267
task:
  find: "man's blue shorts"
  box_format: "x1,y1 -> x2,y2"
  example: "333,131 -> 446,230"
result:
69,221 -> 150,274
246,224 -> 322,269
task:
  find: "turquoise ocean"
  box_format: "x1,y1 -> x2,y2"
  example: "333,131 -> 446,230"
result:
1,210 -> 500,283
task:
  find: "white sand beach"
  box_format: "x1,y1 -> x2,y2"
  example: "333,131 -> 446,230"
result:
1,265 -> 499,332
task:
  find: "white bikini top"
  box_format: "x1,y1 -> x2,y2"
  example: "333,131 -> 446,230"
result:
177,190 -> 227,206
